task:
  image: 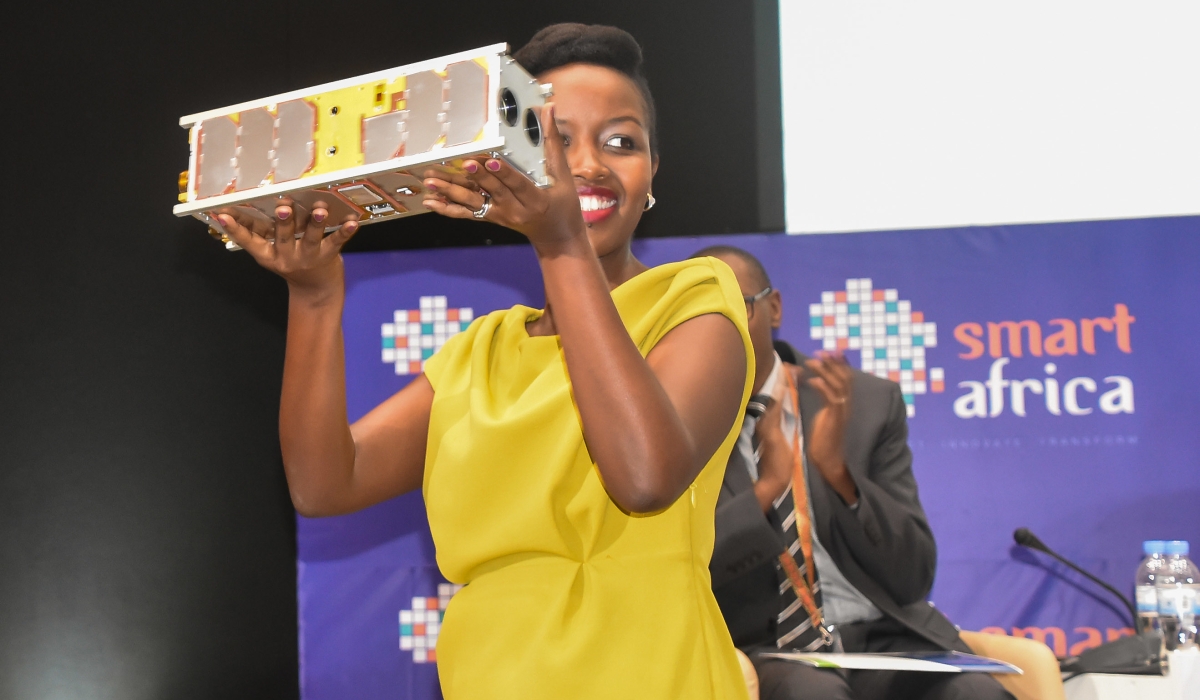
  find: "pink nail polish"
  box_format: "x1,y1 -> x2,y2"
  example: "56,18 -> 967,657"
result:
464,161 -> 478,173
276,208 -> 290,220
427,183 -> 438,192
486,160 -> 501,172
312,211 -> 326,223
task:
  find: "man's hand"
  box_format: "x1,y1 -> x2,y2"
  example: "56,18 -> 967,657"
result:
752,383 -> 793,512
753,356 -> 859,511
798,355 -> 858,505
753,391 -> 792,511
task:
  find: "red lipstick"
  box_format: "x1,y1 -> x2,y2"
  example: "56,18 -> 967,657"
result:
577,185 -> 619,224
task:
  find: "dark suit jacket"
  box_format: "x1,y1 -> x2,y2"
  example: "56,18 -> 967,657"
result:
709,341 -> 962,651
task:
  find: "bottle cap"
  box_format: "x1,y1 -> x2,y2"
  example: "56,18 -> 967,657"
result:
1143,540 -> 1167,555
1164,540 -> 1190,556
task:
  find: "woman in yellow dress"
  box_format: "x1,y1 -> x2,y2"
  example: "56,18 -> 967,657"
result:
217,24 -> 754,699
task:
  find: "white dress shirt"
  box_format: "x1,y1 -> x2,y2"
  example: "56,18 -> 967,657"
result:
737,353 -> 883,626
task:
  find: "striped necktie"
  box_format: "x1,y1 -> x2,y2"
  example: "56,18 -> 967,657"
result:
746,392 -> 828,651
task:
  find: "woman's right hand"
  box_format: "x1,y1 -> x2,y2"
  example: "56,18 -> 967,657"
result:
420,104 -> 588,254
214,200 -> 360,301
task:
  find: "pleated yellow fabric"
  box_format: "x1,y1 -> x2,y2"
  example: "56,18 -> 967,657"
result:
422,257 -> 754,699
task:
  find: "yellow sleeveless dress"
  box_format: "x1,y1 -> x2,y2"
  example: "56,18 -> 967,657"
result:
422,258 -> 753,699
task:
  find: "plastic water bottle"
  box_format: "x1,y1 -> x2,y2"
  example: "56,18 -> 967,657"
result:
1135,540 -> 1167,634
1156,540 -> 1199,650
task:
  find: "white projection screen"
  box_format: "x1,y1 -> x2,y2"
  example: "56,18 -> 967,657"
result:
777,1 -> 1200,234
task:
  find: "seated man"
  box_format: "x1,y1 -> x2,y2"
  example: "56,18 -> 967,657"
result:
695,246 -> 1012,700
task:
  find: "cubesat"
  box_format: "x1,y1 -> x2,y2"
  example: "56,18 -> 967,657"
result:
173,44 -> 551,249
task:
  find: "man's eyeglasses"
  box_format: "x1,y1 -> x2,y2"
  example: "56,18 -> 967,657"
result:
743,286 -> 773,319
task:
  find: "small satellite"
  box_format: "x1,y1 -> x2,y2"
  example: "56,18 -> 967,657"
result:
172,44 -> 551,249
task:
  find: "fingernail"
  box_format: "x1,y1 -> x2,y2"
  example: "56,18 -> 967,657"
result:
486,159 -> 501,172
344,221 -> 359,233
217,215 -> 231,226
276,207 -> 291,220
464,161 -> 479,173
312,210 -> 326,223
426,182 -> 438,192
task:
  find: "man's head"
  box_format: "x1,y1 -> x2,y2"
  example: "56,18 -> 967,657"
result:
692,246 -> 781,395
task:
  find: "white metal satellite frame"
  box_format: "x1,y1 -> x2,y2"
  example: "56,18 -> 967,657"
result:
173,44 -> 551,249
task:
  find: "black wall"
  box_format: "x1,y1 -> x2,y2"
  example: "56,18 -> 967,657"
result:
1,2 -> 781,697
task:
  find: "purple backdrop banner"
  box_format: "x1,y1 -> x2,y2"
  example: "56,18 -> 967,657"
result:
299,215 -> 1200,698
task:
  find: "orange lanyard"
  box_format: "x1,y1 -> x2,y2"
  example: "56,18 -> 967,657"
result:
776,368 -> 832,645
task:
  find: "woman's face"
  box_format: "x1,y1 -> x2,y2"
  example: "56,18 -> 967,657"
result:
537,63 -> 657,258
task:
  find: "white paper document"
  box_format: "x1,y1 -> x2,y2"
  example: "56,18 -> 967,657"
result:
756,651 -> 1022,674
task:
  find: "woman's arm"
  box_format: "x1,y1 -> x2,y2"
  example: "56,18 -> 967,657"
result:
540,246 -> 747,512
217,203 -> 432,517
422,106 -> 747,513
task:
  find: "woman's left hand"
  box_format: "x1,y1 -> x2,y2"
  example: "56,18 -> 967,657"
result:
421,104 -> 586,253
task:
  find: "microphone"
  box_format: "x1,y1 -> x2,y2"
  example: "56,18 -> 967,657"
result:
1012,528 -> 1138,630
1012,527 -> 1049,552
1013,528 -> 1165,677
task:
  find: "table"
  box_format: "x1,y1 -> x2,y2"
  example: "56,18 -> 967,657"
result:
1064,649 -> 1200,700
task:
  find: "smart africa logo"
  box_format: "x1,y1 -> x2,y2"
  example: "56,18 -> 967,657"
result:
950,305 -> 1135,418
381,296 -> 474,375
809,279 -> 944,417
399,583 -> 463,663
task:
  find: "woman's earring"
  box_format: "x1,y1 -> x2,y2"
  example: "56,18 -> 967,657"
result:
644,192 -> 656,211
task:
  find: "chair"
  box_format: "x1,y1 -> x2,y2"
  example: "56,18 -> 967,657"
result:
959,629 -> 1066,700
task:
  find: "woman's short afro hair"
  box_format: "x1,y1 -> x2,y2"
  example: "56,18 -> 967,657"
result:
513,23 -> 658,157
